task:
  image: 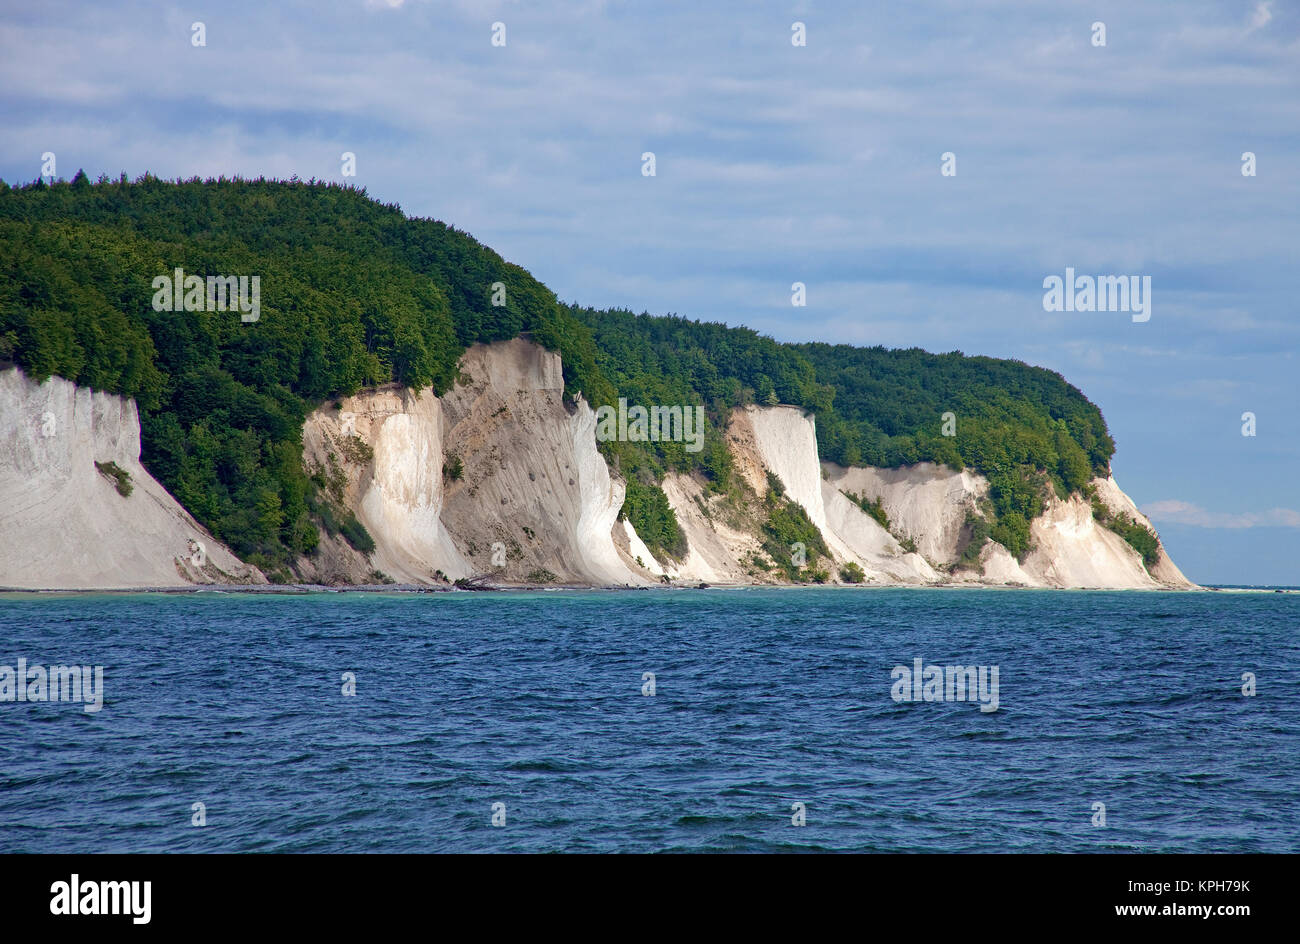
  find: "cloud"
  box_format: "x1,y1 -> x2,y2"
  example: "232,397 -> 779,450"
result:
1142,500 -> 1300,529
1159,378 -> 1242,406
1248,2 -> 1274,32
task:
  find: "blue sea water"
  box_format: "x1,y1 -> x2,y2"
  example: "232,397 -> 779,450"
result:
0,588 -> 1296,853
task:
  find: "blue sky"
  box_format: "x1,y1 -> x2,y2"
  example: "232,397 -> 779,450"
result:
1,1 -> 1296,584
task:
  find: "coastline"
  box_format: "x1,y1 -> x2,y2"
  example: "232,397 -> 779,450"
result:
5,582 -> 1289,596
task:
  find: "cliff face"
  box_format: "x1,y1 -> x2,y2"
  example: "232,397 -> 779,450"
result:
699,406 -> 938,585
0,368 -> 262,589
822,457 -> 1193,590
0,342 -> 1194,591
823,461 -> 987,567
663,405 -> 1191,589
298,339 -> 653,586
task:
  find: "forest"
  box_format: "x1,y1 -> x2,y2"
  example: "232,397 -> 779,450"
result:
0,175 -> 1119,572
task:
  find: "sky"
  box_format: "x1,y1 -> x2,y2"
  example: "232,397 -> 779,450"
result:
1,0 -> 1296,584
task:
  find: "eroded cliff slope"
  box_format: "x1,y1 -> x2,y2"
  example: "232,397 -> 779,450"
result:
661,405 -> 1192,589
298,339 -> 654,586
0,368 -> 262,589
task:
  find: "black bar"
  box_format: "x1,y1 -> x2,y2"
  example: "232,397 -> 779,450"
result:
0,853 -> 1280,931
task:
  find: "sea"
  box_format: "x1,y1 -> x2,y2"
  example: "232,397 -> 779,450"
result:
1,588 -> 1296,853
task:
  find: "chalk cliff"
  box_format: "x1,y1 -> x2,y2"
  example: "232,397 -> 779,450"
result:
297,339 -> 653,586
0,342 -> 1194,591
821,460 -> 1193,589
0,368 -> 262,589
662,405 -> 1191,589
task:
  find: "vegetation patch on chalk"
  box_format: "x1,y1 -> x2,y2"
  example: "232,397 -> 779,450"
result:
94,460 -> 132,497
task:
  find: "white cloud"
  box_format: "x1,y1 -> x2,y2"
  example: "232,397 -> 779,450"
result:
1248,2 -> 1274,32
1142,500 -> 1300,529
